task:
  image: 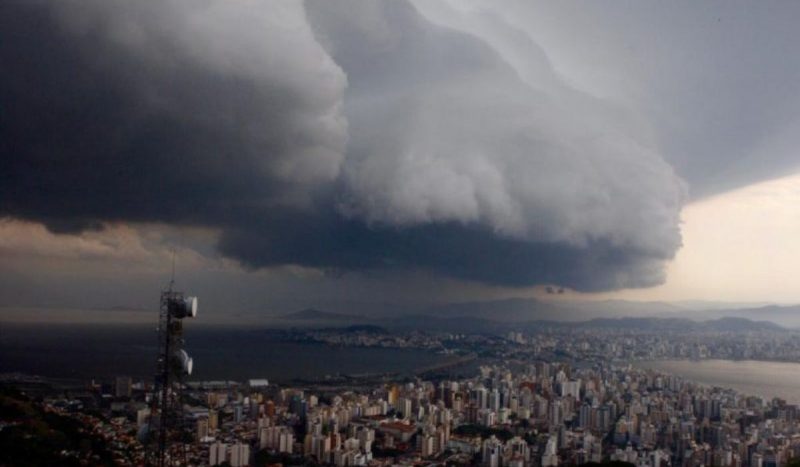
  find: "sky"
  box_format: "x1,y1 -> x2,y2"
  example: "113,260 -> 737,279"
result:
2,0 -> 800,320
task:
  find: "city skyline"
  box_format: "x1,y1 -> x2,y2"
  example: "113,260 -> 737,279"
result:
6,3 -> 800,465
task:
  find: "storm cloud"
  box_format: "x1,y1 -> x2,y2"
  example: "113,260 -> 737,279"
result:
1,0 -> 698,291
417,0 -> 800,198
1,0 -> 347,230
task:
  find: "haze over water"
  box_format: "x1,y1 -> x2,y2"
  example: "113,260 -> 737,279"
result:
636,359 -> 800,404
0,323 -> 448,383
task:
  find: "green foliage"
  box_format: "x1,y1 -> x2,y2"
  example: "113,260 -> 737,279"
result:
0,391 -> 116,466
0,391 -> 36,419
523,432 -> 537,445
372,446 -> 404,459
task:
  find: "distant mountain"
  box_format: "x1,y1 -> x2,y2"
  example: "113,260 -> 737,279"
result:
378,313 -> 785,334
418,298 -> 800,329
684,305 -> 800,329
569,299 -> 681,315
577,317 -> 695,331
423,298 -> 678,323
281,308 -> 364,322
705,316 -> 784,332
280,300 -> 800,332
427,298 -> 556,322
574,316 -> 784,333
384,314 -> 497,333
668,300 -> 773,311
340,324 -> 389,334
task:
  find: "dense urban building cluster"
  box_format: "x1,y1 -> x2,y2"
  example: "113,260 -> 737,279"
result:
16,350 -> 800,467
500,327 -> 800,363
282,324 -> 800,363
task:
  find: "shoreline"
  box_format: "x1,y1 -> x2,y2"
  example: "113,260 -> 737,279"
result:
631,358 -> 800,404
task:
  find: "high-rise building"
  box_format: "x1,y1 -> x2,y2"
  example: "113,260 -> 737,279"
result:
420,434 -> 436,457
357,427 -> 374,453
482,435 -> 502,467
115,376 -> 132,398
136,407 -> 150,428
279,430 -> 295,454
197,418 -> 209,441
229,442 -> 250,467
549,400 -> 563,426
504,436 -> 530,465
265,400 -> 276,417
208,410 -> 219,431
579,403 -> 593,429
388,385 -> 399,407
489,389 -> 501,411
541,436 -> 559,467
399,398 -> 412,419
309,432 -> 331,462
560,380 -> 581,400
209,441 -> 227,466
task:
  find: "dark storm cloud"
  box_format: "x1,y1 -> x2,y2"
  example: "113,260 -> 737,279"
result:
302,0 -> 685,286
218,209 -> 668,291
0,0 -> 347,231
1,0 -> 688,291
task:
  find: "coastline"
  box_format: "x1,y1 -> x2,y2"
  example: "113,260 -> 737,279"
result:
631,358 -> 800,404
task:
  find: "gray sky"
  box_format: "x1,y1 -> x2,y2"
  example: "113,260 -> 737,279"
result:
2,0 -> 800,319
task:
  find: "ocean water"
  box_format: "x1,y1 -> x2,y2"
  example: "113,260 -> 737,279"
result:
635,359 -> 800,404
0,323 -> 448,383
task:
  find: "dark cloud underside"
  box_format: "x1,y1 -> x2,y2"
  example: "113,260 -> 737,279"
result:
0,0 -> 346,230
218,211 -> 667,291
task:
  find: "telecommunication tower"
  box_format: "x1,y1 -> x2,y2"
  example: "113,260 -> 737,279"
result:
144,282 -> 198,466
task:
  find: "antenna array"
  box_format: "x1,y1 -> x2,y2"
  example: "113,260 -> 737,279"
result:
144,283 -> 198,466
